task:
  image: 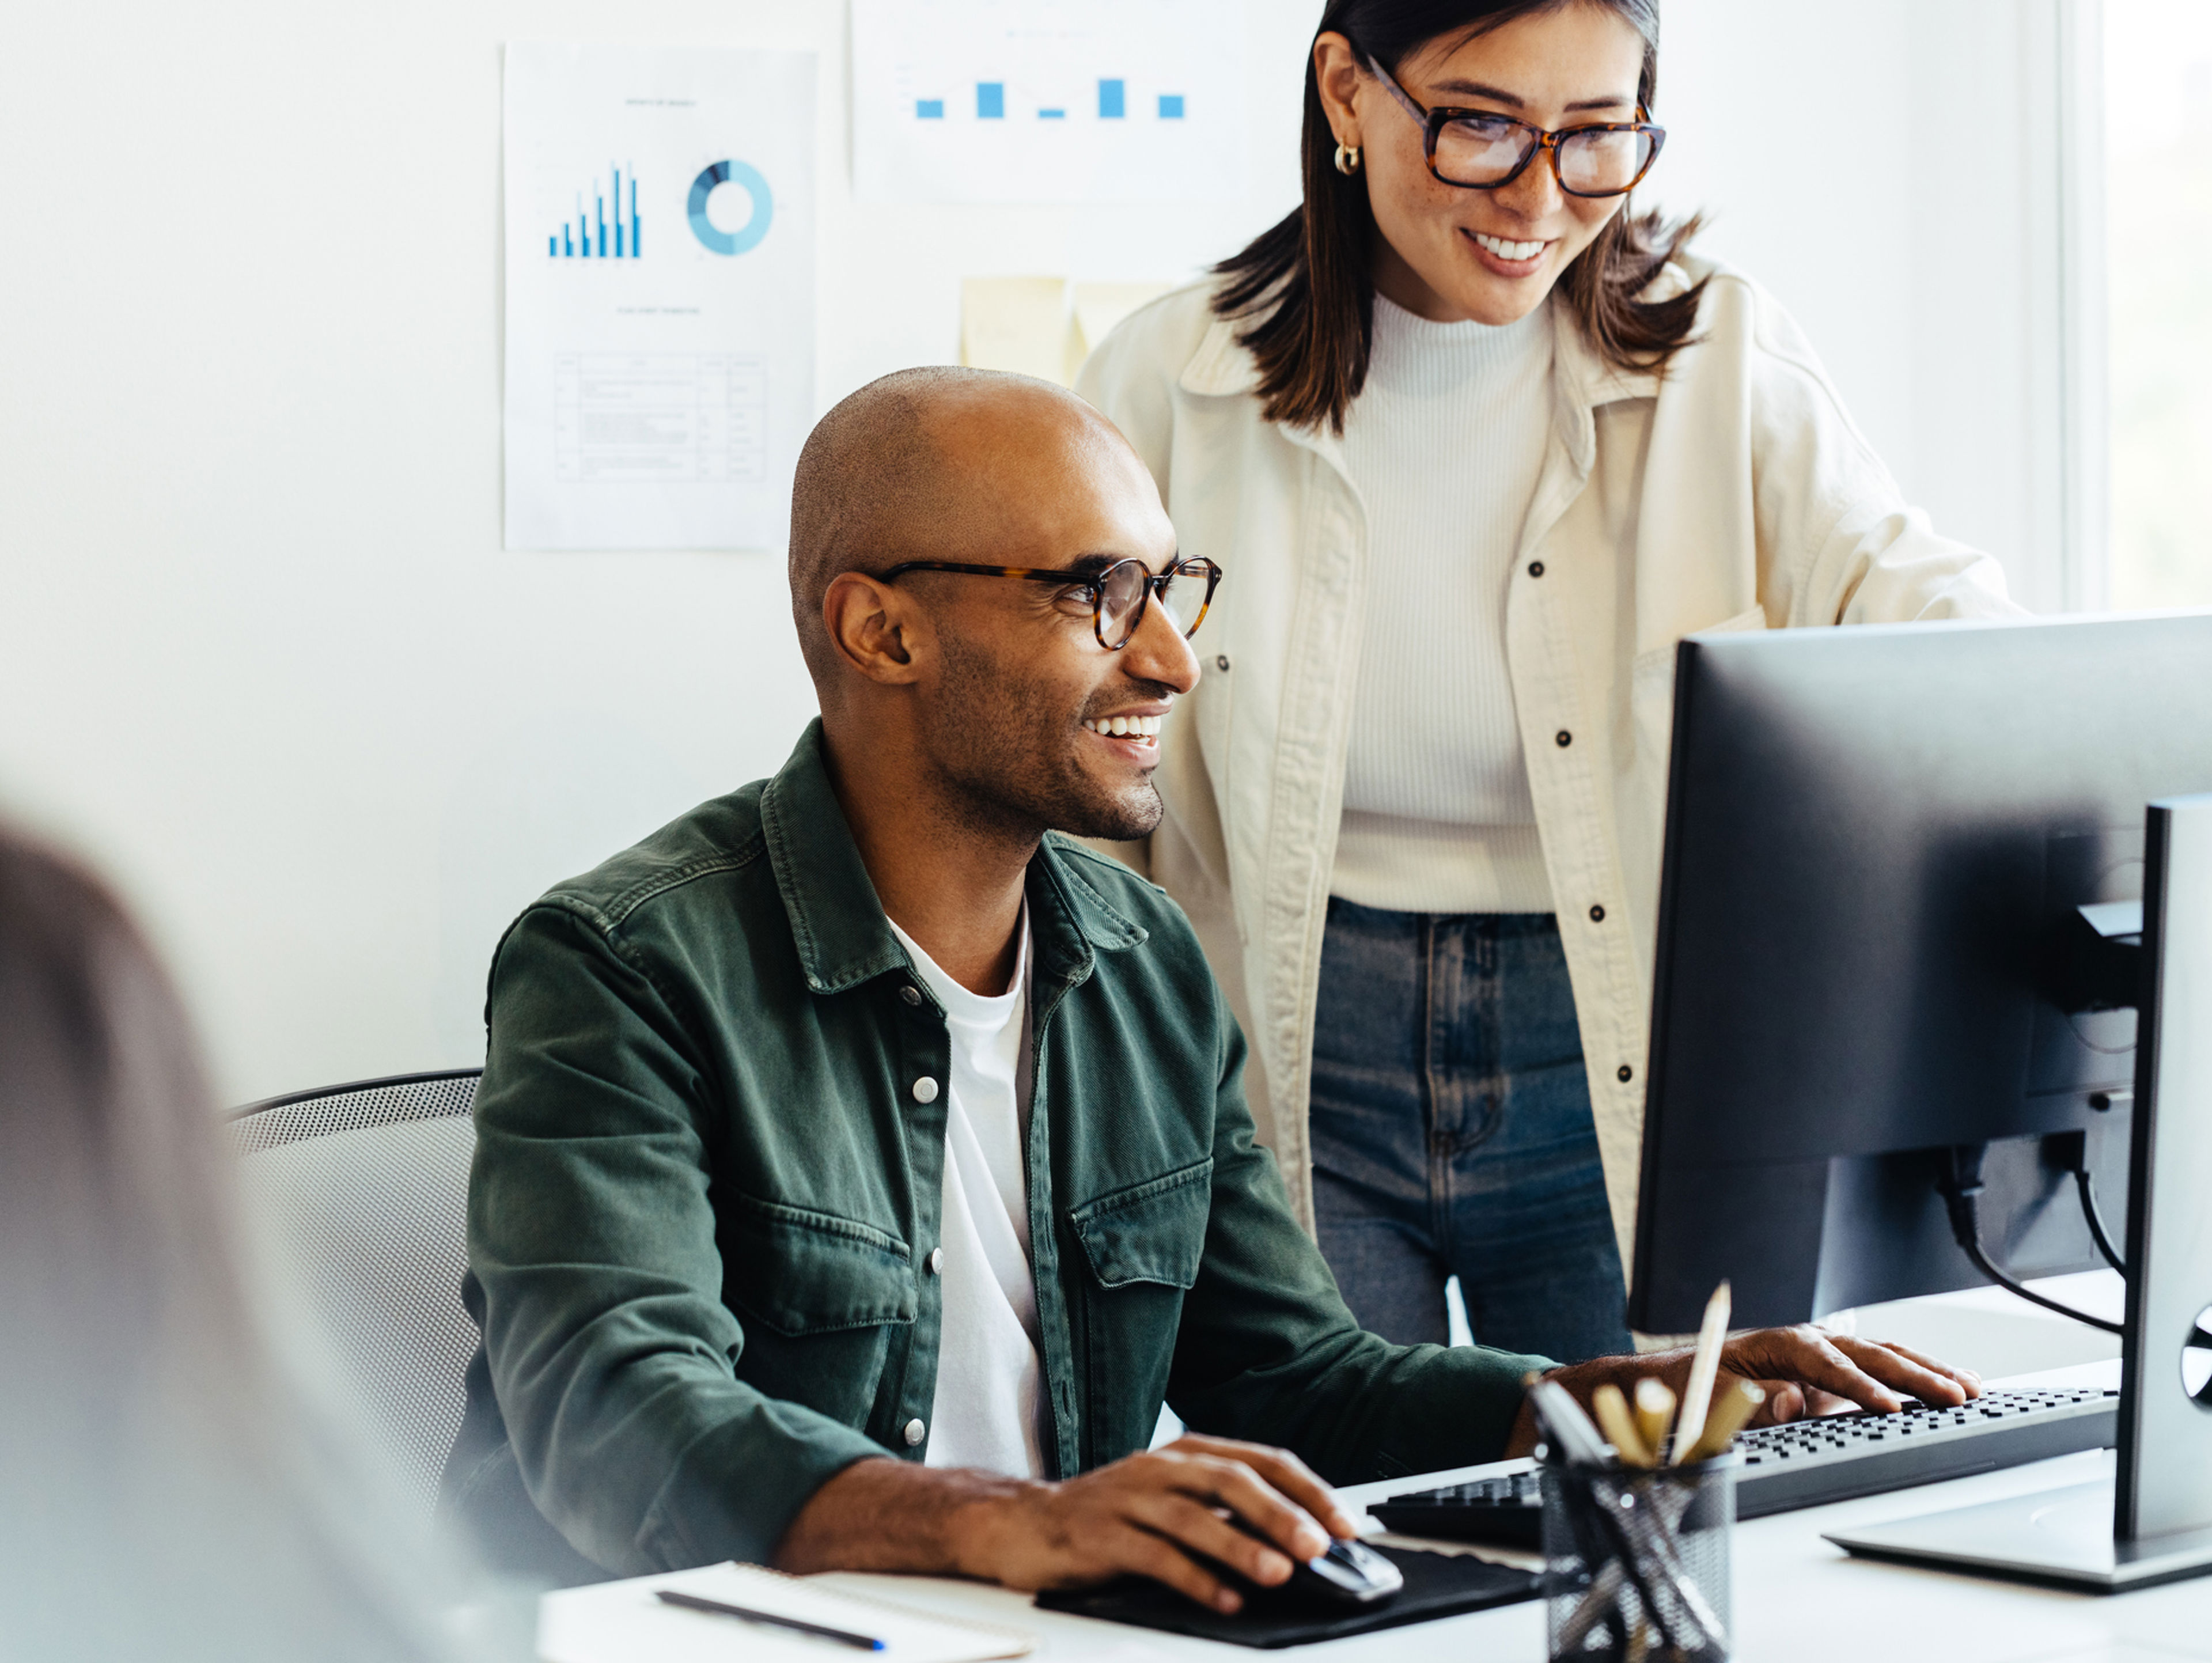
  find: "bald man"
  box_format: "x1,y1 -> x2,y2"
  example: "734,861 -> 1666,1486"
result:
439,368 -> 1980,1600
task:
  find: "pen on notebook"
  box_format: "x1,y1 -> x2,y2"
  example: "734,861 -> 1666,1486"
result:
656,1588 -> 887,1650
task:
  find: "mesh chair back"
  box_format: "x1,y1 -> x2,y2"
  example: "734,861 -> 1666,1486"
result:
228,1069 -> 480,1516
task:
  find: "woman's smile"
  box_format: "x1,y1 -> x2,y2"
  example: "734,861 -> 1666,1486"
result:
1464,227 -> 1552,276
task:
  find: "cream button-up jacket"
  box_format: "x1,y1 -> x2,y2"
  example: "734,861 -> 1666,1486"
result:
1076,259 -> 2021,1267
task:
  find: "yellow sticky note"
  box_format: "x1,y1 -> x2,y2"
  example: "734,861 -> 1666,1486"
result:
1070,280 -> 1174,376
961,276 -> 1074,385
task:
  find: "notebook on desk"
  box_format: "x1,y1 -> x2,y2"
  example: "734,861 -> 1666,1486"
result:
539,1562 -> 1036,1663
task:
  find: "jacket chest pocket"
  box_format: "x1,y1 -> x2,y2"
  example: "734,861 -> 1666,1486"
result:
722,1194 -> 915,1426
1069,1158 -> 1214,1291
1066,1158 -> 1213,1464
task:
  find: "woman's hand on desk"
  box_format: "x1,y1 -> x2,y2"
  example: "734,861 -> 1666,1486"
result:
1505,1328 -> 1984,1454
773,1434 -> 1358,1614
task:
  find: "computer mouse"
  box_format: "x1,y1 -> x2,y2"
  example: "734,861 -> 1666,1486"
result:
1224,1518 -> 1404,1608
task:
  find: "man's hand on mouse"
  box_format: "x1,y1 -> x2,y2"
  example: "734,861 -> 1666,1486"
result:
1502,1325 -> 1986,1456
960,1434 -> 1355,1613
775,1434 -> 1355,1614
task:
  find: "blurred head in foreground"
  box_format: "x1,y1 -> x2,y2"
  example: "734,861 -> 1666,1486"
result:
0,826 -> 480,1662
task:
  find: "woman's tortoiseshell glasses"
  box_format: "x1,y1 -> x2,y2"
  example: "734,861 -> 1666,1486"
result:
879,555 -> 1222,651
1366,55 -> 1665,198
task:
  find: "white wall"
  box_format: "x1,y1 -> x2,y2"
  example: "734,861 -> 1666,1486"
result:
0,0 -> 2076,1104
1652,0 -> 2089,613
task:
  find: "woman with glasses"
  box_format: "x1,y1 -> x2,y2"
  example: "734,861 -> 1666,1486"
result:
1078,0 -> 2019,1362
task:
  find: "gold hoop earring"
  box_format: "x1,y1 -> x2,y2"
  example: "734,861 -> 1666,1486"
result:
1334,142 -> 1362,176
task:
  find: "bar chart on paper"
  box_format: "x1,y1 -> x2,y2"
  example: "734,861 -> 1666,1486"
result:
851,0 -> 1243,203
547,164 -> 641,259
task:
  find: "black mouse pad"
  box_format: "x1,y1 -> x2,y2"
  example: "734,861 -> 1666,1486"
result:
1033,1544 -> 1541,1648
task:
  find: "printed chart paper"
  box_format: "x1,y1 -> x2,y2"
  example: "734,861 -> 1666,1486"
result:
504,43 -> 815,551
851,0 -> 1243,203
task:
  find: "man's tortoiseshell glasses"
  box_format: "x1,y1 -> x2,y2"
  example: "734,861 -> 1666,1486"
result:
879,555 -> 1222,651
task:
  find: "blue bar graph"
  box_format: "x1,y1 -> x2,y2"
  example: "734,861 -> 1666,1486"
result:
905,78 -> 1184,126
550,165 -> 641,259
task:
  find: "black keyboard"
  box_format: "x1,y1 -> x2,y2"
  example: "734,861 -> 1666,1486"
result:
1368,1386 -> 2119,1548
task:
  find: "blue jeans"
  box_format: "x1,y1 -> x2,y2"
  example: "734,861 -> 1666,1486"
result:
1309,898 -> 1632,1362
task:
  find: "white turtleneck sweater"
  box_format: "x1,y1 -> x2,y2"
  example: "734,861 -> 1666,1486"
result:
1333,293 -> 1557,915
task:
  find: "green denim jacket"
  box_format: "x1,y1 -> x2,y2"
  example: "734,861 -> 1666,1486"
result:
441,722 -> 1551,1579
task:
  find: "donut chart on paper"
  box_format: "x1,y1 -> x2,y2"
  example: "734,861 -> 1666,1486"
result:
687,160 -> 773,255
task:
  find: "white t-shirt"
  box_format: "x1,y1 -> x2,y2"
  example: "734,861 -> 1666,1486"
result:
885,909 -> 1047,1480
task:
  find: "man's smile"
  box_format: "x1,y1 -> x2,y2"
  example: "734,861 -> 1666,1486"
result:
1080,711 -> 1164,746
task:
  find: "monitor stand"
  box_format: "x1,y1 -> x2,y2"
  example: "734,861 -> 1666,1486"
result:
1825,793 -> 2212,1593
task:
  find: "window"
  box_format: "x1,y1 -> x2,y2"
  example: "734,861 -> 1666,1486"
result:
2105,1 -> 2212,608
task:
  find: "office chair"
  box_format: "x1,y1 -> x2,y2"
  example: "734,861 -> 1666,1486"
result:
228,1068 -> 481,1517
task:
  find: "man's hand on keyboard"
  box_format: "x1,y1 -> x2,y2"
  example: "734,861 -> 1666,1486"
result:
1707,1328 -> 1982,1424
1505,1328 -> 1983,1456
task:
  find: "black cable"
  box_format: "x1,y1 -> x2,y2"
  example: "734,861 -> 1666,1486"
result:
2071,1167 -> 2129,1277
2047,1128 -> 2129,1276
1937,1145 -> 2125,1336
1953,1213 -> 2125,1335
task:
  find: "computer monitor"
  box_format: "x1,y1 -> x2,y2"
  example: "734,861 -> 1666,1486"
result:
1627,611 -> 2212,1336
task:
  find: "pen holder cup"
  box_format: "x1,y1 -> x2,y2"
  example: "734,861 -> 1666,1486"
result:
1540,1452 -> 1738,1663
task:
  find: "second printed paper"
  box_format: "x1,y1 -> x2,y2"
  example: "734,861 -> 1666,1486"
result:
851,0 -> 1244,203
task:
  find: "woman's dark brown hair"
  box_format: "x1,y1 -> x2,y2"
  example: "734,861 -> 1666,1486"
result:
1214,0 -> 1706,431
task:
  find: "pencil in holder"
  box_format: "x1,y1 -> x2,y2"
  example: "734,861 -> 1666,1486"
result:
1540,1452 -> 1738,1662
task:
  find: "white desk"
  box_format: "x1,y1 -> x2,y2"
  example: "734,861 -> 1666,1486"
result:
783,1363 -> 2212,1663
